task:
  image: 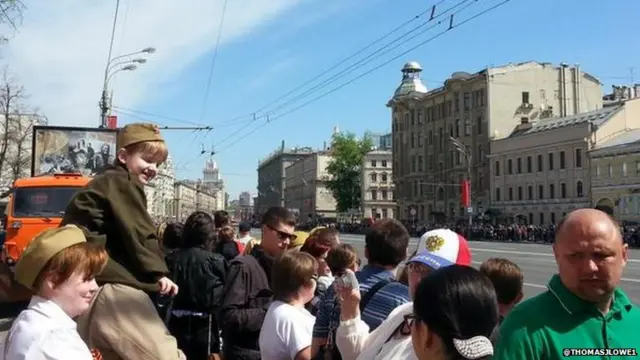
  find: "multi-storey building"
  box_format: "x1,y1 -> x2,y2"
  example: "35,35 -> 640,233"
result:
388,60 -> 603,222
589,117 -> 640,220
361,149 -> 395,219
489,98 -> 640,224
283,152 -> 337,222
174,181 -> 198,222
257,141 -> 314,216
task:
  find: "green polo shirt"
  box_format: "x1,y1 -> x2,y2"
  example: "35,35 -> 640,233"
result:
493,274 -> 640,360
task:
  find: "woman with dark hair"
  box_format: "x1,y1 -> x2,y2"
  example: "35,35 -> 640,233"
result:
411,265 -> 499,360
300,228 -> 340,315
165,211 -> 227,360
215,225 -> 241,261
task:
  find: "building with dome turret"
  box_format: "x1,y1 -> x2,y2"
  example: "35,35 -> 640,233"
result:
387,60 -> 603,224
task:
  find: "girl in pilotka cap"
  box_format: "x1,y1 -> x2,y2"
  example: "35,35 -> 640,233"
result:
2,224 -> 108,360
61,123 -> 185,360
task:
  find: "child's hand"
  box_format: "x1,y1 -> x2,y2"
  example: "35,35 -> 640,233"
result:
158,276 -> 179,296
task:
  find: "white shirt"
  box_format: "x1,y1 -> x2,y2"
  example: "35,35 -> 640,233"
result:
336,301 -> 417,360
259,301 -> 315,360
1,296 -> 93,360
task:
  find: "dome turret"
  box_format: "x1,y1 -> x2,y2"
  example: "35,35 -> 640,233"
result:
393,61 -> 427,97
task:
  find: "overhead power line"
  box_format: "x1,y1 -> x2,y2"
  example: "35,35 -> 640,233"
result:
199,0 -> 230,121
213,0 -> 513,154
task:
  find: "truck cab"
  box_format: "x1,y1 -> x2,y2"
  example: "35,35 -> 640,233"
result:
2,173 -> 90,265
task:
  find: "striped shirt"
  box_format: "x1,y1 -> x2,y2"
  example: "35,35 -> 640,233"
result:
312,265 -> 410,338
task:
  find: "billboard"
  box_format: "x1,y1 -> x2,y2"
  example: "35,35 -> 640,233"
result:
31,125 -> 118,177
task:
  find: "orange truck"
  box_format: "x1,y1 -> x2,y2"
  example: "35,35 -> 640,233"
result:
2,173 -> 90,265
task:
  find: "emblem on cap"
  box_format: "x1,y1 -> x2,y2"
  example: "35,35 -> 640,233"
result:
425,235 -> 445,252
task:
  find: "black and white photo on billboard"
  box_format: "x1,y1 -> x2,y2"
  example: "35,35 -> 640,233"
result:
31,126 -> 117,177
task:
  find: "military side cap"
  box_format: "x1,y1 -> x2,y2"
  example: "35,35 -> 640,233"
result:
118,122 -> 164,149
15,225 -> 87,290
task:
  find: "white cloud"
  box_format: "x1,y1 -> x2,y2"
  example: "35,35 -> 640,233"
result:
1,0 -> 305,127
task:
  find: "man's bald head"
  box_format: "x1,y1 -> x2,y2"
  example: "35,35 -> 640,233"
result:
555,208 -> 622,244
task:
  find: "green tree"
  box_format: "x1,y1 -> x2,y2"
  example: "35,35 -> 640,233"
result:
325,132 -> 373,212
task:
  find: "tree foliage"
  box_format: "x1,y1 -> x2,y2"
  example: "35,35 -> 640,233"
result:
0,0 -> 25,44
325,132 -> 373,213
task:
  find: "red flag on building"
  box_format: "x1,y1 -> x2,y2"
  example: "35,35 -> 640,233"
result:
460,180 -> 471,207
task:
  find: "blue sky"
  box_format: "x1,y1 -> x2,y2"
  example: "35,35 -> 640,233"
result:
4,0 -> 638,200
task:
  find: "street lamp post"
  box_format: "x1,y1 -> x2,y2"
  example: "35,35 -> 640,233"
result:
99,47 -> 156,128
450,137 -> 473,231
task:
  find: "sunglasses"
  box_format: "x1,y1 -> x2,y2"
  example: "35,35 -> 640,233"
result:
266,225 -> 297,241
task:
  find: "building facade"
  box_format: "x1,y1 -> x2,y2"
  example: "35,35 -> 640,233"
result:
174,181 -> 198,222
388,61 -> 603,223
257,141 -> 314,216
361,149 -> 396,219
283,152 -> 337,222
239,191 -> 251,207
196,189 -> 217,213
590,127 -> 640,221
201,158 -> 225,211
490,98 -> 640,225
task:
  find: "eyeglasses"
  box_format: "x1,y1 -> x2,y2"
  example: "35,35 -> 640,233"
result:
266,225 -> 297,241
311,274 -> 319,282
401,313 -> 418,335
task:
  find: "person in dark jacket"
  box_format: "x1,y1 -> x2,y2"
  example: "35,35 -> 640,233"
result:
216,225 -> 241,261
166,211 -> 227,359
219,206 -> 297,360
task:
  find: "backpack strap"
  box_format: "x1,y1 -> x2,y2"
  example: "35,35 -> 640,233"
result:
360,278 -> 392,312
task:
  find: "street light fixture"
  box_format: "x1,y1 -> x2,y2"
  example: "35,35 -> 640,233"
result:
99,47 -> 155,127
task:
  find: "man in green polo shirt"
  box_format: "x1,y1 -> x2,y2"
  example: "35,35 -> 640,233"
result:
494,209 -> 640,359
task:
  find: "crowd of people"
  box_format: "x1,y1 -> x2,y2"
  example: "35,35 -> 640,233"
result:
1,122 -> 638,360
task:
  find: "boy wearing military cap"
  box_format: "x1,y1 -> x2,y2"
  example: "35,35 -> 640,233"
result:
61,123 -> 185,360
3,225 -> 108,360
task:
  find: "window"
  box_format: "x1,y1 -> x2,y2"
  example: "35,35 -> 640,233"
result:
623,162 -> 628,176
608,164 -> 613,177
381,173 -> 388,182
575,149 -> 582,168
454,92 -> 460,112
522,91 -> 530,104
548,153 -> 554,170
518,186 -> 523,200
560,151 -> 565,169
549,184 -> 555,198
495,161 -> 501,176
551,212 -> 556,224
528,186 -> 533,200
449,125 -> 454,138
371,160 -> 377,167
508,159 -> 513,174
537,154 -> 543,172
371,190 -> 377,200
411,133 -> 415,148
370,173 -> 377,182
418,156 -> 423,172
455,119 -> 460,137
411,156 -> 416,172
527,156 -> 532,173
463,92 -> 470,110
381,190 -> 388,200
381,160 -> 387,167
560,183 -> 566,198
538,185 -> 544,199
381,208 -> 388,218
417,131 -> 423,147
539,213 -> 544,225
464,118 -> 472,136
417,110 -> 423,125
495,188 -> 501,201
517,158 -> 522,174
12,187 -> 81,218
509,187 -> 513,200
476,116 -> 483,134
576,181 -> 583,197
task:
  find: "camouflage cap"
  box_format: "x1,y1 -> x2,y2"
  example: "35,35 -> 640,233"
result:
15,224 -> 87,290
118,122 -> 164,149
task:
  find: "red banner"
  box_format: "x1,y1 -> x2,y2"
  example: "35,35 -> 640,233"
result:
460,180 -> 471,207
106,115 -> 118,129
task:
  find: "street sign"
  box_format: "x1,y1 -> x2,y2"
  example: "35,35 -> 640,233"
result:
467,207 -> 473,213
